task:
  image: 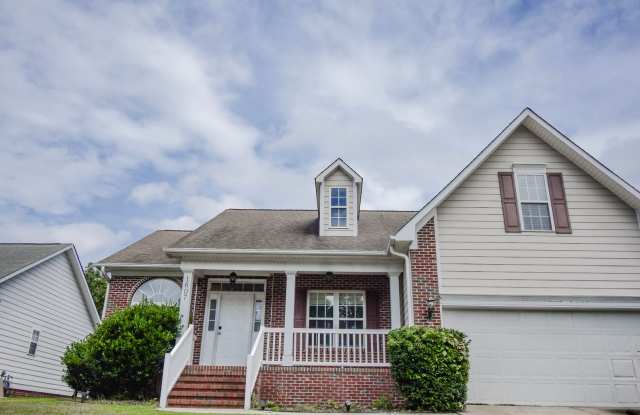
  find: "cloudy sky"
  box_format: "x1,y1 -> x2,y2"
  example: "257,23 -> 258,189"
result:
1,1 -> 639,263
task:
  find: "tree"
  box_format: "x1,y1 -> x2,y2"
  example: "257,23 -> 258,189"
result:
84,265 -> 107,313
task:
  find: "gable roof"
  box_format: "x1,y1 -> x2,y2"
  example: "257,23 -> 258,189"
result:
315,158 -> 364,215
394,107 -> 640,244
0,243 -> 71,280
162,209 -> 415,254
0,243 -> 100,326
97,230 -> 191,265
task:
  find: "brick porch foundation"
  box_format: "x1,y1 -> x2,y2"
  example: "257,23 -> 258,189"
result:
255,365 -> 404,409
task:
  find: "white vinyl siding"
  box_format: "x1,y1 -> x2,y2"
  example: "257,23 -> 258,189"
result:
0,252 -> 95,396
437,126 -> 640,297
321,168 -> 357,236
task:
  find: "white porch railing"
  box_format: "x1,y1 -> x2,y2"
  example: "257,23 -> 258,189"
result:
263,328 -> 389,366
159,324 -> 194,409
244,326 -> 265,409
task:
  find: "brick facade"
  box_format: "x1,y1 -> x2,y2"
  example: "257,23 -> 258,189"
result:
409,218 -> 441,326
103,277 -> 148,317
256,366 -> 404,408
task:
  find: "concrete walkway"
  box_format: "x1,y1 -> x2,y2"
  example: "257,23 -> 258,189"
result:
163,405 -> 634,415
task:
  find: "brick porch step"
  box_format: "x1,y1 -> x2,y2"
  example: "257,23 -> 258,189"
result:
167,365 -> 246,409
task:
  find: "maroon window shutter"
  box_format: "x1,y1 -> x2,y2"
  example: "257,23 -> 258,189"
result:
366,291 -> 379,329
547,173 -> 572,234
294,288 -> 307,328
498,172 -> 521,233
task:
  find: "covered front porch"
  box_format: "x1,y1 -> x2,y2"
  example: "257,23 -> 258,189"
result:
160,257 -> 407,408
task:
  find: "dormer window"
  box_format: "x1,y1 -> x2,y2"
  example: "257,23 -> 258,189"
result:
315,158 -> 363,237
330,187 -> 347,227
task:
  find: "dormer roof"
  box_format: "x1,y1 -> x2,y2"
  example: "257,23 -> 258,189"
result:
314,158 -> 363,217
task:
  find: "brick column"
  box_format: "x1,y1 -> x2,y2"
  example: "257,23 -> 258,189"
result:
409,218 -> 441,327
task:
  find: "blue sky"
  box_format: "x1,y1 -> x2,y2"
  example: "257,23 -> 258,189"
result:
1,0 -> 640,262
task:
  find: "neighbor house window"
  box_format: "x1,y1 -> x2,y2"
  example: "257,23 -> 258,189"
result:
330,187 -> 347,227
27,330 -> 40,356
131,278 -> 181,306
515,172 -> 553,231
307,291 -> 365,329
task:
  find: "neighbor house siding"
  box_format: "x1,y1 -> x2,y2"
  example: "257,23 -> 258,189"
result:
0,252 -> 94,396
437,126 -> 640,297
321,169 -> 356,236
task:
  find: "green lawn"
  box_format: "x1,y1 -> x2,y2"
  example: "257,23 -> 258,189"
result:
0,397 -> 201,415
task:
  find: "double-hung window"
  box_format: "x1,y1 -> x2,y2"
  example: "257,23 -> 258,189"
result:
308,291 -> 365,329
330,187 -> 347,227
515,170 -> 553,231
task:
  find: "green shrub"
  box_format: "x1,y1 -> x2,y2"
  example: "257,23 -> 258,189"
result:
372,394 -> 394,411
62,303 -> 179,399
387,326 -> 470,412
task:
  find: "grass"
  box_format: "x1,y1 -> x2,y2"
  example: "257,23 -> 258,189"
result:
0,397 -> 201,415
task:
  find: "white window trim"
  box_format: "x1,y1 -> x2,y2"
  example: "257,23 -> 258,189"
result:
513,165 -> 555,232
329,186 -> 348,229
306,290 -> 367,329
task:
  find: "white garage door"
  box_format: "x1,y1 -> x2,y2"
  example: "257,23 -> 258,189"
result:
446,309 -> 640,407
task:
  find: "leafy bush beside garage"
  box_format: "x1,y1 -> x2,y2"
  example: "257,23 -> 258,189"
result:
387,326 -> 470,412
62,303 -> 179,399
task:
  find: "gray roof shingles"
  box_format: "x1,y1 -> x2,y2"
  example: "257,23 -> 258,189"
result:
98,209 -> 416,265
0,243 -> 71,280
98,230 -> 191,265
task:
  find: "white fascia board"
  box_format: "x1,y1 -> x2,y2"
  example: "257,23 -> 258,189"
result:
164,248 -> 387,256
66,246 -> 101,326
522,110 -> 640,208
393,109 -> 531,243
442,294 -> 640,311
181,258 -> 403,274
93,262 -> 181,268
393,107 -> 640,244
314,158 -> 363,183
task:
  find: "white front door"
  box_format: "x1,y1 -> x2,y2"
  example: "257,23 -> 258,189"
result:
215,293 -> 255,365
200,290 -> 263,366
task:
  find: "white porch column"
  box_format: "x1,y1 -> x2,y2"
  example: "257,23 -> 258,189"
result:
388,272 -> 402,329
179,270 -> 194,334
282,271 -> 296,365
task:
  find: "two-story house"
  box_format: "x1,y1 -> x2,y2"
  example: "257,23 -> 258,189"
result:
97,108 -> 640,409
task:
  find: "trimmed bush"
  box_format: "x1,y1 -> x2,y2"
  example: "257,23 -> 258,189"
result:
387,326 -> 470,412
62,303 -> 179,399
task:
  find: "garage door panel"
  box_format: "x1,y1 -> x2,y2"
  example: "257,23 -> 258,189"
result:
446,309 -> 640,407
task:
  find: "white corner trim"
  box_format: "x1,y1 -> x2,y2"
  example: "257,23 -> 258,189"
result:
393,107 -> 640,244
441,294 -> 640,311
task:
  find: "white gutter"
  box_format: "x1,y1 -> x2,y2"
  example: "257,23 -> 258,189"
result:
163,248 -> 388,256
388,237 -> 414,325
93,263 -> 181,269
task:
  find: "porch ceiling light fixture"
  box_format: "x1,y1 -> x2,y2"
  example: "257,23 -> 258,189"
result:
324,271 -> 334,282
229,272 -> 238,285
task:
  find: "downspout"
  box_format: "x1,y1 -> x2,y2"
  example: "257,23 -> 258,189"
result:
98,266 -> 111,320
389,237 -> 414,326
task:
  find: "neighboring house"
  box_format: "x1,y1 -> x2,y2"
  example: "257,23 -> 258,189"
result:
97,108 -> 640,409
0,244 -> 100,396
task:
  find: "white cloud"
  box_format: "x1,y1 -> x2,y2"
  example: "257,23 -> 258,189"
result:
1,1 -> 639,262
130,182 -> 172,205
0,214 -> 130,263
